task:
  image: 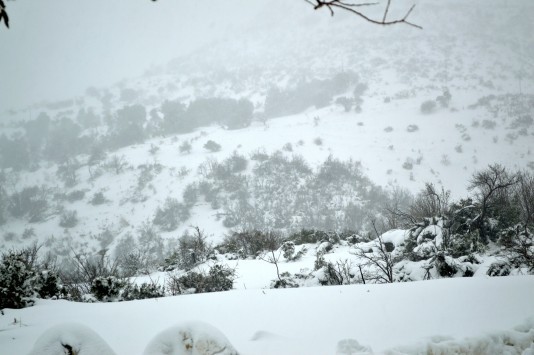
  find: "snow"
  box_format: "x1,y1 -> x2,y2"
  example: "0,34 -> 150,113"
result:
27,323 -> 116,355
2,276 -> 534,354
143,321 -> 238,355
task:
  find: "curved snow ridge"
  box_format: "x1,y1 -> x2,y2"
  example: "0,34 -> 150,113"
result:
27,322 -> 117,355
385,318 -> 534,355
143,321 -> 239,355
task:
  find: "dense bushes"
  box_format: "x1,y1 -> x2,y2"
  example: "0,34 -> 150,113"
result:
163,227 -> 213,271
153,198 -> 190,231
167,264 -> 235,295
0,246 -> 62,311
161,97 -> 253,134
218,230 -> 282,258
264,71 -> 359,118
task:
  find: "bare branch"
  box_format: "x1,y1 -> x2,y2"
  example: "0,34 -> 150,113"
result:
0,0 -> 9,29
382,0 -> 391,23
305,0 -> 422,29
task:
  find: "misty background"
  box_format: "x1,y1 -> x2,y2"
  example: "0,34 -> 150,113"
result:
2,0 -> 531,113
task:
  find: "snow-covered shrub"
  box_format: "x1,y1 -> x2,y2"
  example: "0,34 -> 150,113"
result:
434,252 -> 458,278
204,140 -> 222,152
114,233 -> 143,277
164,228 -> 213,271
8,185 -> 50,222
33,270 -> 62,299
288,229 -> 330,245
314,253 -> 327,271
223,152 -> 248,173
167,264 -> 235,295
90,191 -> 107,205
406,124 -> 419,132
336,338 -> 372,354
0,250 -> 35,309
420,99 -> 437,114
66,189 -> 85,202
482,119 -> 497,129
270,271 -> 299,289
317,259 -> 357,286
318,262 -> 344,285
336,96 -> 354,112
153,198 -> 190,231
179,141 -> 192,154
205,264 -> 235,292
182,184 -> 198,207
59,210 -> 78,228
499,225 -> 534,272
219,230 -> 282,258
487,261 -> 511,277
436,88 -> 451,108
281,241 -> 296,260
122,282 -> 165,301
90,276 -> 127,301
137,222 -> 165,269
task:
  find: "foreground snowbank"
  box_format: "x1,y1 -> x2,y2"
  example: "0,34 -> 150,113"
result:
27,323 -> 116,355
1,276 -> 534,354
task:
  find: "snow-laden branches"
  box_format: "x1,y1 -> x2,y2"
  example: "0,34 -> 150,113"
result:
351,220 -> 396,283
303,0 -> 422,29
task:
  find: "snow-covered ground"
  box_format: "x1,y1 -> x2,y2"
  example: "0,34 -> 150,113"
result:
2,276 -> 533,354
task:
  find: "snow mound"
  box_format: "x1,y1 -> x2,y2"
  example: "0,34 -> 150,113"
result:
27,322 -> 116,355
143,321 -> 238,355
388,318 -> 534,355
336,338 -> 373,354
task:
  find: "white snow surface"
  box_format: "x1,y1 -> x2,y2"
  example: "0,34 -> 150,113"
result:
2,276 -> 534,354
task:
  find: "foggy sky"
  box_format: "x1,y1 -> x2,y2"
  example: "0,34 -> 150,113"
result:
1,0 -> 532,115
0,0 -> 272,111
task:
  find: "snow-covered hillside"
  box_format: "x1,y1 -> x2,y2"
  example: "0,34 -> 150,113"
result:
1,1 -> 533,251
1,2 -> 534,354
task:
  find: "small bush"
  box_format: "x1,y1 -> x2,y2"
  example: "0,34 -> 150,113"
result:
402,160 -> 413,170
406,124 -> 419,132
153,198 -> 190,231
90,276 -> 126,301
420,100 -> 437,114
66,190 -> 85,202
59,210 -> 78,228
434,253 -> 457,278
33,270 -> 62,299
313,137 -> 323,146
0,250 -> 35,309
482,120 -> 496,129
90,192 -> 107,205
282,142 -> 293,152
219,230 -> 282,257
122,282 -> 165,300
281,241 -> 296,260
204,140 -> 222,152
179,141 -> 192,154
182,184 -> 198,207
168,264 -> 235,295
487,261 -> 511,277
288,229 -> 330,245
